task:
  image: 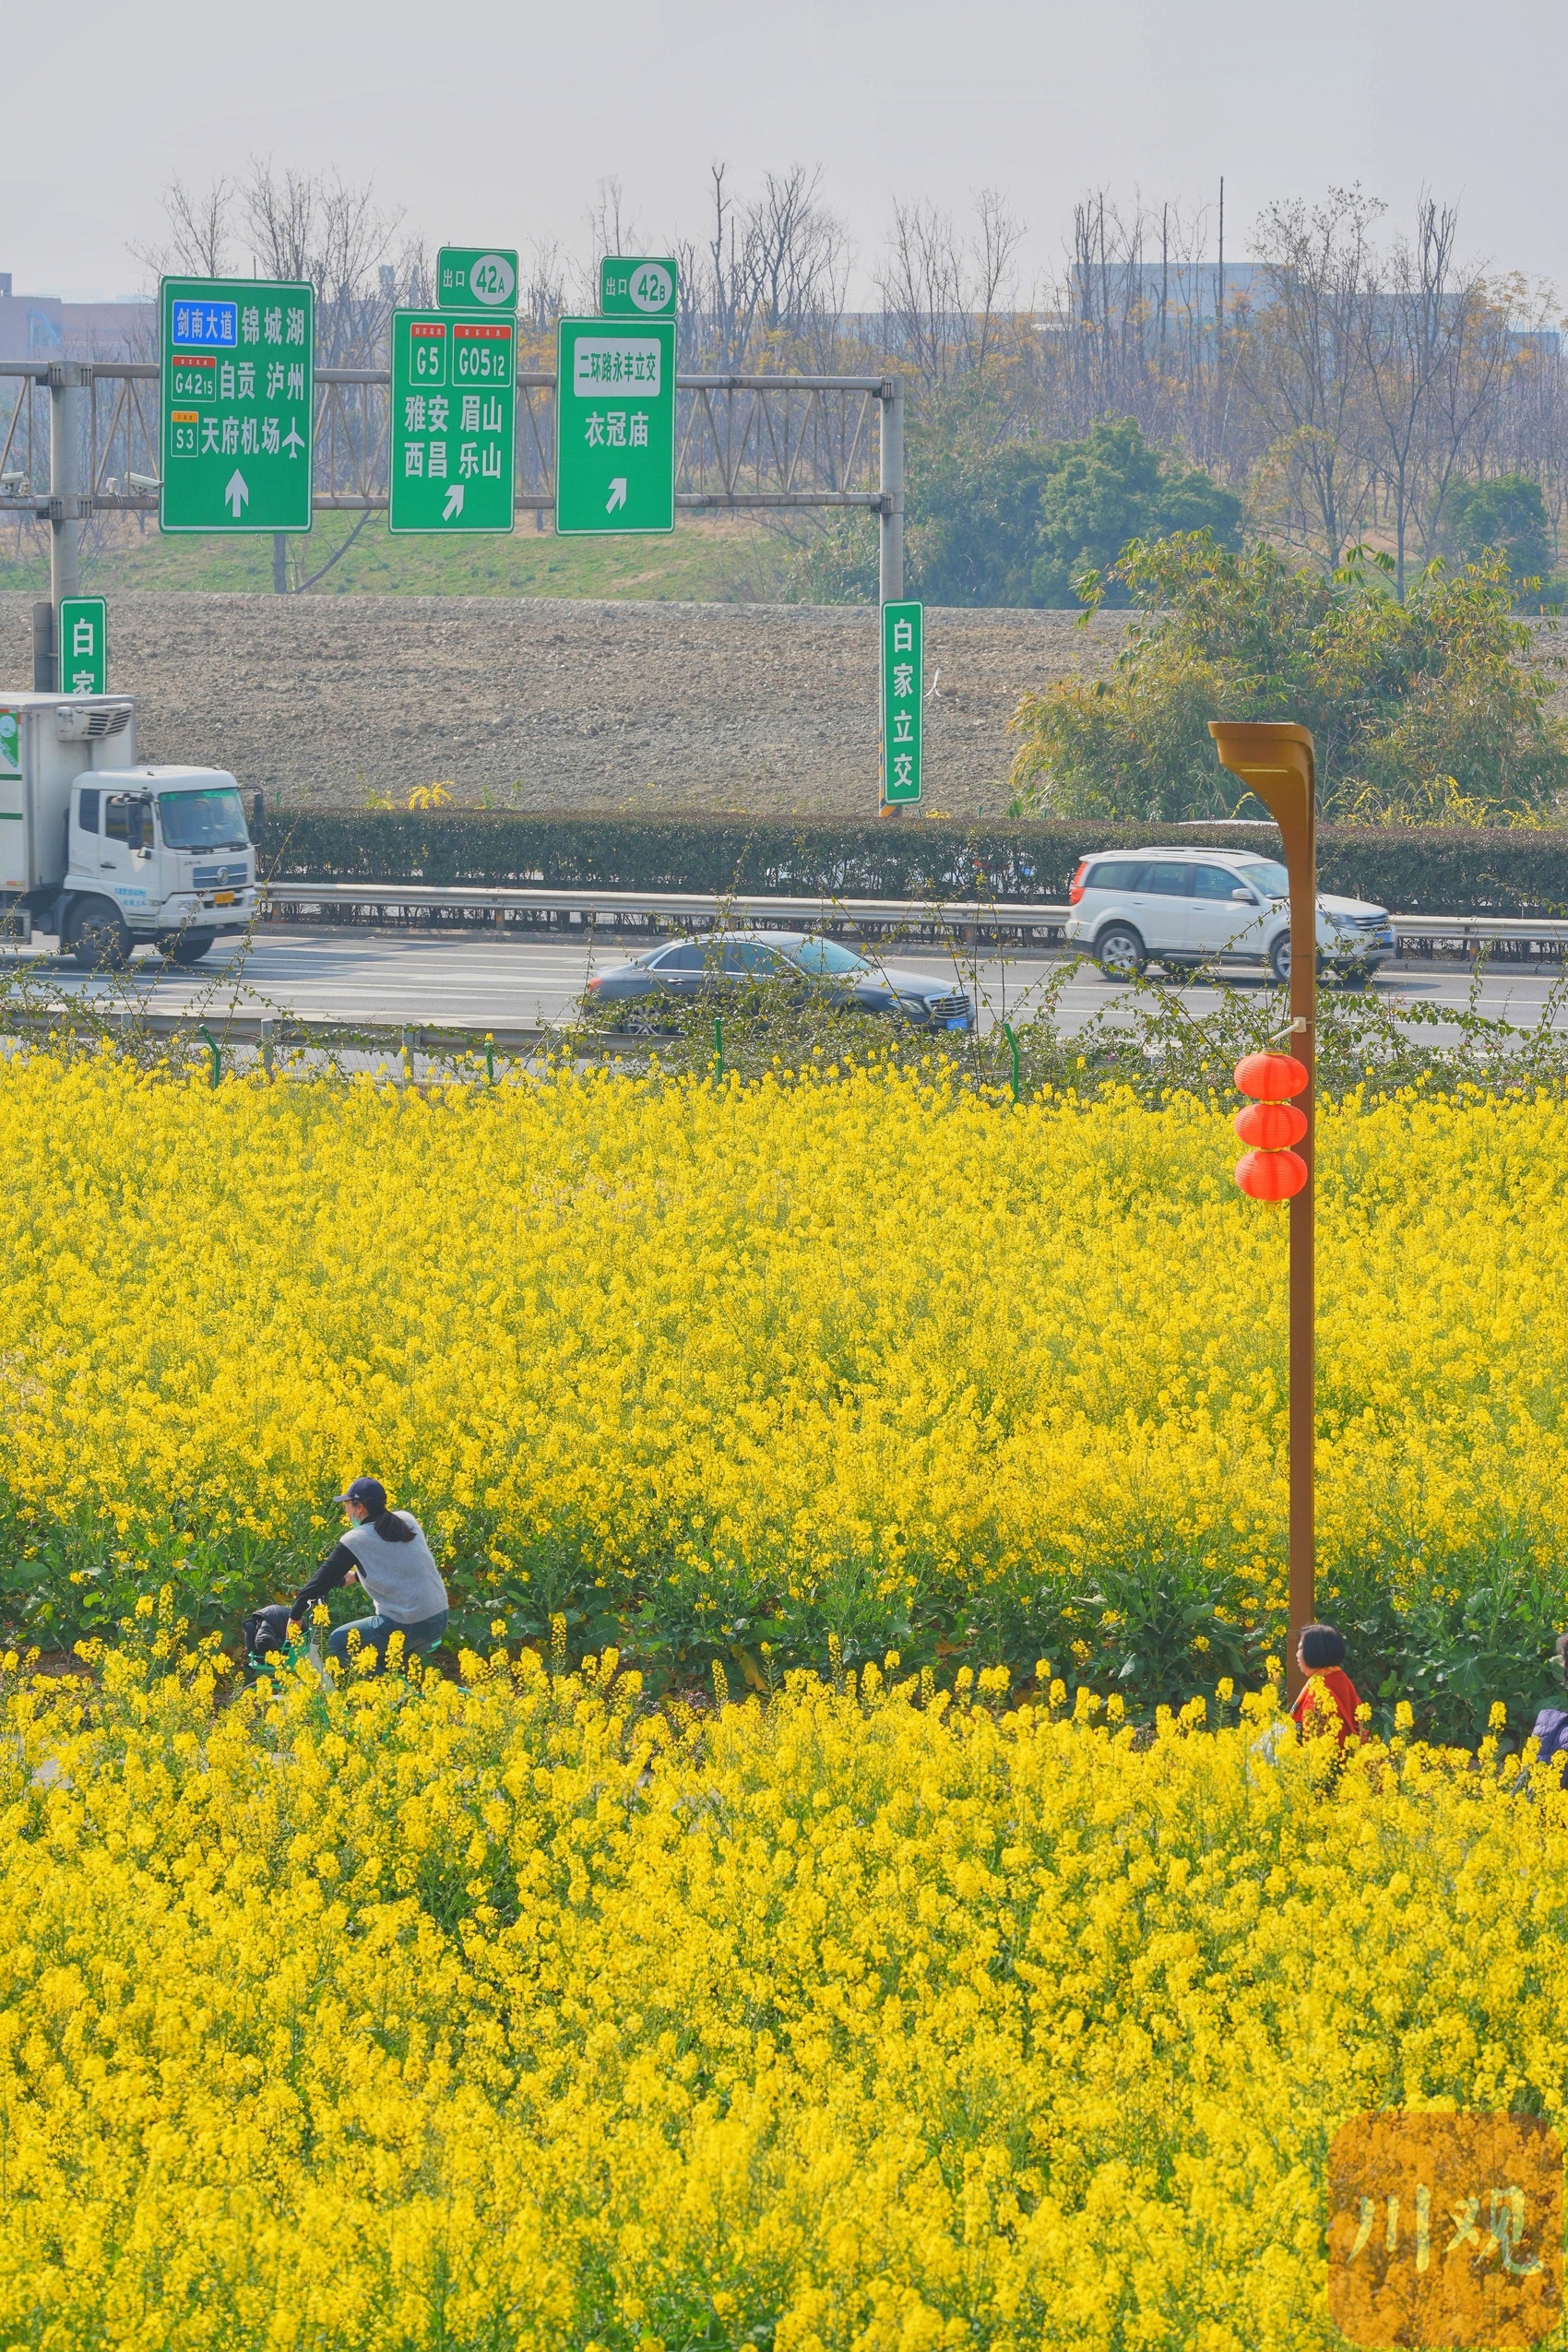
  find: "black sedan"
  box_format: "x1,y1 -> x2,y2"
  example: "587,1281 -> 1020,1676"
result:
583,931 -> 975,1030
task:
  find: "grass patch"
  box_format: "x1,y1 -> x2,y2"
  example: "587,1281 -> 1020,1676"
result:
0,509 -> 793,601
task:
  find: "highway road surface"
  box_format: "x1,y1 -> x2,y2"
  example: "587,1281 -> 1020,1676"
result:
13,927 -> 1566,1039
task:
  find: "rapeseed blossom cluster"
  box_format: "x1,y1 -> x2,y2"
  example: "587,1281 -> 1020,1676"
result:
2,1633 -> 1565,2350
0,1051 -> 1564,1708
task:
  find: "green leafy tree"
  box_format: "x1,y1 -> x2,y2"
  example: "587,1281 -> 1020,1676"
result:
1028,418 -> 1241,606
1440,475 -> 1555,596
1009,534 -> 1568,823
908,437 -> 1061,606
786,413 -> 1240,609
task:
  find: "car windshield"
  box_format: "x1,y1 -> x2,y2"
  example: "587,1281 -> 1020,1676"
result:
784,937 -> 868,976
1233,858 -> 1289,897
158,789 -> 249,851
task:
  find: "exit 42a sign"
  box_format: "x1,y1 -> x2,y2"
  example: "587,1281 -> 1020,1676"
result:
159,277 -> 314,533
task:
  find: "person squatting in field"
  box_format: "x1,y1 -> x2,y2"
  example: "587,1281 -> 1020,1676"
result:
290,1475 -> 450,1670
1290,1621 -> 1363,1748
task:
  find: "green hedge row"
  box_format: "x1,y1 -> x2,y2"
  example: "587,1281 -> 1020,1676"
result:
257,809 -> 1568,916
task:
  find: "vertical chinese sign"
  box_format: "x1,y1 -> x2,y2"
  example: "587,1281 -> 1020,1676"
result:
882,599 -> 923,806
554,315 -> 676,536
159,279 -> 314,533
388,312 -> 516,533
1329,2111 -> 1562,2348
59,596 -> 106,695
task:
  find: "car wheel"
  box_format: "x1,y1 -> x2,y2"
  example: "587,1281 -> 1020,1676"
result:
621,998 -> 673,1036
1095,923 -> 1146,980
67,897 -> 131,971
1268,933 -> 1292,987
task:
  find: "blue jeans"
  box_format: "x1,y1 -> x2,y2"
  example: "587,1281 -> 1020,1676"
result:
326,1609 -> 448,1672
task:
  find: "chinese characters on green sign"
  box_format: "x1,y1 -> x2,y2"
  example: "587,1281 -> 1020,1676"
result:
882,600 -> 923,804
59,597 -> 106,695
159,278 -> 314,533
554,316 -> 676,536
388,312 -> 516,533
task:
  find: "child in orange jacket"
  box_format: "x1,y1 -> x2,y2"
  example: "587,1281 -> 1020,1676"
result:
1291,1621 -> 1362,1746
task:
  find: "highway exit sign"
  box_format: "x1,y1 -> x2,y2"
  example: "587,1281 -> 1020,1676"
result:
437,248 -> 518,311
882,600 -> 923,804
159,277 -> 314,533
599,256 -> 677,318
59,596 -> 106,695
554,315 -> 675,536
389,310 -> 516,532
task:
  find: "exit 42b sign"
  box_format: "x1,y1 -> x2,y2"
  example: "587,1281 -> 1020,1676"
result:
388,311 -> 516,533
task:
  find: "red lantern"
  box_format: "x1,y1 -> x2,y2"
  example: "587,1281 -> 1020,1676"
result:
1234,1099 -> 1309,1150
1234,1051 -> 1309,1099
1235,1147 -> 1309,1201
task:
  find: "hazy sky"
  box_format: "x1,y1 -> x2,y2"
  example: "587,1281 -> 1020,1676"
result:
6,0 -> 1565,307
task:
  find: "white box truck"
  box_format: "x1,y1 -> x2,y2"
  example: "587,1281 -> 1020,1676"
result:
0,695 -> 256,968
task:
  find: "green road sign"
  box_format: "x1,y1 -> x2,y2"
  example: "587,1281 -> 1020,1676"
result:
437,248 -> 518,311
59,596 -> 106,695
599,256 -> 678,319
554,316 -> 675,536
882,600 -> 923,805
389,312 -> 516,533
159,277 -> 314,533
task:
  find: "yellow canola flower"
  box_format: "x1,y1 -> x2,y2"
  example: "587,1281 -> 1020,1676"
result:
0,1644 -> 1565,2349
0,1054 -> 1565,1653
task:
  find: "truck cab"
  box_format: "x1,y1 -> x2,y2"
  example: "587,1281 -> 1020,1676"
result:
0,695 -> 257,967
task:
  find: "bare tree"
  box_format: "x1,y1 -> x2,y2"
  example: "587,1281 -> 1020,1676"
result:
130,175 -> 234,282
1355,196 -> 1507,596
878,190 -> 1025,396
519,239 -> 570,334
1238,186 -> 1384,564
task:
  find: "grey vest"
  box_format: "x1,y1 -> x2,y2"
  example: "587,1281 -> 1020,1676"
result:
339,1514 -> 449,1624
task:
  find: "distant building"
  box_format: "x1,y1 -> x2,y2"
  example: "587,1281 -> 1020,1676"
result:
0,284 -> 155,363
1068,260 -> 1268,327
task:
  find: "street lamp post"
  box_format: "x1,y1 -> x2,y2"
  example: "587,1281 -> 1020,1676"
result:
1208,721 -> 1317,1700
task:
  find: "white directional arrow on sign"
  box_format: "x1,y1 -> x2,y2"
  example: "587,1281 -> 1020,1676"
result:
606,477 -> 628,514
224,469 -> 249,519
443,482 -> 465,521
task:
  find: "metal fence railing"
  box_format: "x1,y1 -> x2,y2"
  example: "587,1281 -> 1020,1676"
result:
0,362 -> 892,517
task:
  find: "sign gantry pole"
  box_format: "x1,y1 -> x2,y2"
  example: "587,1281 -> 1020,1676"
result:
1209,720 -> 1317,1700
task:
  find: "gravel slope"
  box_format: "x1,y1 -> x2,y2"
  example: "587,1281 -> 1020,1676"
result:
0,591 -> 1128,814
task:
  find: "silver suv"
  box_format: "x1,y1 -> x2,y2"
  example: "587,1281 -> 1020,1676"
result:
1063,847 -> 1395,985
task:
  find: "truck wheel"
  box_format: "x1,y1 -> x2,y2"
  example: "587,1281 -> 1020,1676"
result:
164,932 -> 216,968
67,899 -> 131,971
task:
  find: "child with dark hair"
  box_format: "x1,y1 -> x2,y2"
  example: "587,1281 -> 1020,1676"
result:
1290,1621 -> 1363,1748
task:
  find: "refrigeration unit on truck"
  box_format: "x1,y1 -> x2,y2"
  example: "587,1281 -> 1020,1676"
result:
0,695 -> 256,968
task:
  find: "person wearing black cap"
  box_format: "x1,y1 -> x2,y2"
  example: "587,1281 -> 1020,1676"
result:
291,1477 -> 449,1672
1289,1621 -> 1362,1748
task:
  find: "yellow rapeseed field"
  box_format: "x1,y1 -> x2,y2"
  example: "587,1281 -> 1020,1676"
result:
1,1633 -> 1564,2351
0,1048 -> 1565,1710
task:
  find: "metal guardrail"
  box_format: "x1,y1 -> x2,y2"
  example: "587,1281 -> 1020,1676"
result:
261,882 -> 1068,934
0,1004 -> 596,1058
259,882 -> 1568,954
